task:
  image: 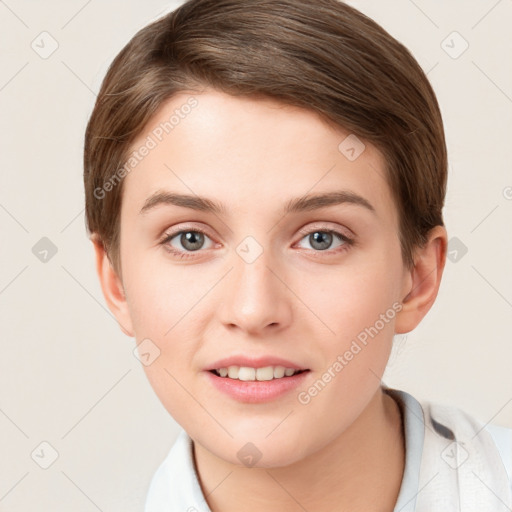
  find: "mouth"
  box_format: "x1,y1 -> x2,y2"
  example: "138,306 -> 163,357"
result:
204,358 -> 311,403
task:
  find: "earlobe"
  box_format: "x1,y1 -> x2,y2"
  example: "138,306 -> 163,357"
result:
395,225 -> 447,334
91,236 -> 134,337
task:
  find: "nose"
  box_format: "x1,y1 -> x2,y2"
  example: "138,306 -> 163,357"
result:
217,243 -> 292,336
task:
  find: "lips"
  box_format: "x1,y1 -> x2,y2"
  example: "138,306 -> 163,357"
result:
204,355 -> 310,403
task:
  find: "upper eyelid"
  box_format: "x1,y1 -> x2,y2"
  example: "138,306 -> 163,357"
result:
296,222 -> 354,238
161,224 -> 215,242
162,222 -> 351,237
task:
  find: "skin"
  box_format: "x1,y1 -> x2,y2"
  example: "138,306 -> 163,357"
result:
93,88 -> 447,511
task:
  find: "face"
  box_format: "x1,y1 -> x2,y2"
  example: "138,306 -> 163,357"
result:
115,88 -> 411,467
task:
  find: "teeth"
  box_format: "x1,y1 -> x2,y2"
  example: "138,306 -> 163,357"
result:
256,366 -> 274,381
213,365 -> 303,381
273,366 -> 285,378
238,367 -> 256,381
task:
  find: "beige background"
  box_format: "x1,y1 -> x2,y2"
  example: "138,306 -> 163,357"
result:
1,0 -> 511,510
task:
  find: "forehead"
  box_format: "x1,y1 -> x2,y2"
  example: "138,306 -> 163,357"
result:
122,89 -> 397,225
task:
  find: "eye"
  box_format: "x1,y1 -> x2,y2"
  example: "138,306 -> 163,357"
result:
161,228 -> 215,258
296,228 -> 352,253
160,225 -> 353,260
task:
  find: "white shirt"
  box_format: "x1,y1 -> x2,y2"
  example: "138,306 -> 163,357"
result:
144,386 -> 512,511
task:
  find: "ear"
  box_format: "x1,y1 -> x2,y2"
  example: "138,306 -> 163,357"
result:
395,225 -> 447,334
91,236 -> 134,337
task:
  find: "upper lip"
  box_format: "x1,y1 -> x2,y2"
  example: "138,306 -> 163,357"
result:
205,355 -> 308,371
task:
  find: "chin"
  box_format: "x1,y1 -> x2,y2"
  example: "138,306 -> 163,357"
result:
196,425 -> 316,469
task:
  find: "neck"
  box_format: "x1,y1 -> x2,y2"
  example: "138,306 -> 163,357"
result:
193,386 -> 405,512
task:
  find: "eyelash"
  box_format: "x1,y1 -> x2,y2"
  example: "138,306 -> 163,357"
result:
160,226 -> 354,260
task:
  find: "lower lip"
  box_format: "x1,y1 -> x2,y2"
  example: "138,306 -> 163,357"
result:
204,370 -> 310,403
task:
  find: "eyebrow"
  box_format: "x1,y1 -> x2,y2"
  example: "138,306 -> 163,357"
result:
139,190 -> 376,216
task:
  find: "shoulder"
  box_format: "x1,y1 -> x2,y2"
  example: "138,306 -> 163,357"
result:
416,392 -> 512,510
388,387 -> 511,474
384,386 -> 512,510
423,397 -> 512,476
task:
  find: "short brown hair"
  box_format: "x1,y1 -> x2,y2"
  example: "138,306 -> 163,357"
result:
84,0 -> 447,273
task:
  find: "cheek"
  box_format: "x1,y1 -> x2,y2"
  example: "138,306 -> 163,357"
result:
124,262 -> 203,426
293,252 -> 402,403
121,249 -> 207,383
121,247 -> 193,338
300,256 -> 402,342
